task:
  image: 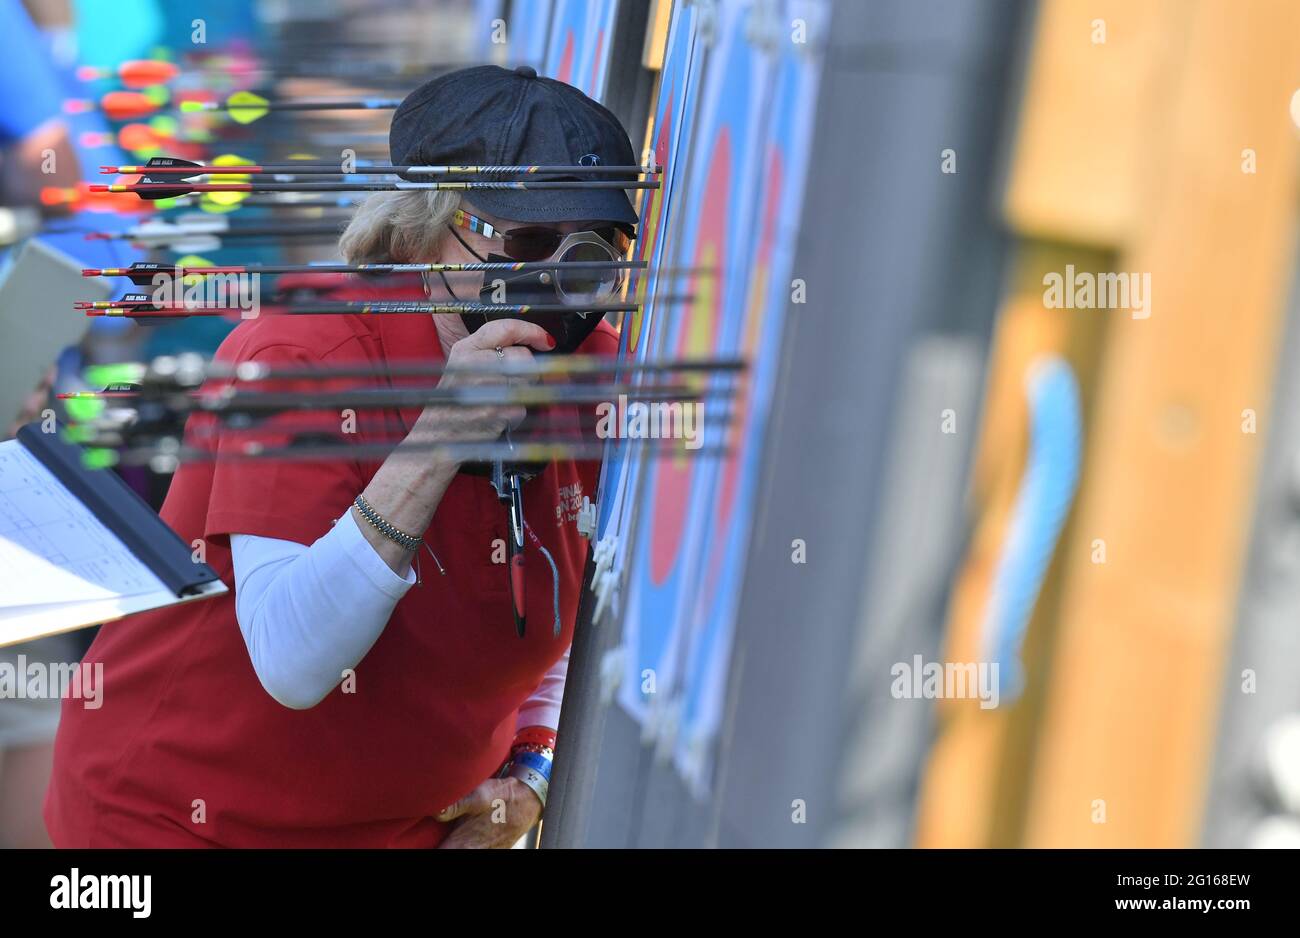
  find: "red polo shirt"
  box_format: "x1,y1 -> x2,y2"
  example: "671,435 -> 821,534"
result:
45,307 -> 613,848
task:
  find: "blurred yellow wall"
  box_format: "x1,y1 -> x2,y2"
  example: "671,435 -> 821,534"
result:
915,0 -> 1300,848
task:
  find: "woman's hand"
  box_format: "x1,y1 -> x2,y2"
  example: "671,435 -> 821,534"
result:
355,318 -> 554,576
436,777 -> 543,848
408,318 -> 555,456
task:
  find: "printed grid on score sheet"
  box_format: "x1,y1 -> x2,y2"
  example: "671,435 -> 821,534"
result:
0,441 -> 160,608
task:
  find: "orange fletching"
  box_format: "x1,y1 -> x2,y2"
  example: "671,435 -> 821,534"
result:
118,60 -> 180,89
101,91 -> 157,121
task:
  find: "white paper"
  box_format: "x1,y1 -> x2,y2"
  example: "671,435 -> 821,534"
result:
0,441 -> 164,607
0,439 -> 227,648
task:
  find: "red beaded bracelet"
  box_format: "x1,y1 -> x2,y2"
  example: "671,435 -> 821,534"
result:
511,744 -> 554,759
513,725 -> 557,751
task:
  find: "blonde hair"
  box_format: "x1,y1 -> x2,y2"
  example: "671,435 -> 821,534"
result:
338,189 -> 463,263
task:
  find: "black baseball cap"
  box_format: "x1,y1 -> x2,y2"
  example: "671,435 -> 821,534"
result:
389,65 -> 639,229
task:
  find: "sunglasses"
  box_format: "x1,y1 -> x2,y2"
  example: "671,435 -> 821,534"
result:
451,209 -> 633,262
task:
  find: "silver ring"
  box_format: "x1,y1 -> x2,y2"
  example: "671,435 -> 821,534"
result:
495,346 -> 505,359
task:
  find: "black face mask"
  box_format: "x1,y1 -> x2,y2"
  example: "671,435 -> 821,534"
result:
442,228 -> 611,355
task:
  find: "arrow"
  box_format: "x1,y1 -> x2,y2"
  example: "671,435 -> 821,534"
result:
39,182 -> 158,215
61,371 -> 739,464
75,355 -> 744,389
76,59 -> 181,88
178,90 -> 401,124
64,89 -> 170,121
66,393 -> 731,457
76,436 -> 730,471
77,57 -> 467,87
175,193 -> 361,208
63,398 -> 733,432
85,258 -> 648,285
81,300 -> 641,318
66,380 -> 714,417
64,375 -> 735,436
84,222 -> 349,250
62,89 -> 399,124
92,178 -> 660,201
103,157 -> 660,177
85,209 -> 355,235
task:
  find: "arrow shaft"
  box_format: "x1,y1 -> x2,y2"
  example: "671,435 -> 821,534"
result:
89,302 -> 640,317
99,181 -> 658,193
96,437 -> 729,468
91,224 -> 347,243
76,356 -> 744,388
168,384 -> 714,414
108,163 -> 657,176
194,99 -> 401,112
88,260 -> 645,277
68,355 -> 743,389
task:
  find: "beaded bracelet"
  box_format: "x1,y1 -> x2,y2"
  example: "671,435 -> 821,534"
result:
511,744 -> 554,760
513,726 -> 558,751
353,494 -> 422,552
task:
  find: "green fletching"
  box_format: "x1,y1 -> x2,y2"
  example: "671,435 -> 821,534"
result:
64,397 -> 105,422
80,448 -> 119,470
83,363 -> 142,386
150,114 -> 179,136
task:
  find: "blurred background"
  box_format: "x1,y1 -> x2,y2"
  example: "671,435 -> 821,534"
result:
2,0 -> 1299,849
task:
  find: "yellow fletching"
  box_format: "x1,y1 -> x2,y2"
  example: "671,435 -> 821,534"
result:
199,193 -> 241,214
175,254 -> 213,285
226,90 -> 269,124
206,154 -> 252,204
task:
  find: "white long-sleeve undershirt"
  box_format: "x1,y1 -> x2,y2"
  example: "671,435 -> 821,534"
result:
229,508 -> 568,729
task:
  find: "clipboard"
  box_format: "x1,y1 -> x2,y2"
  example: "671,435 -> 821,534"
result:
0,425 -> 227,648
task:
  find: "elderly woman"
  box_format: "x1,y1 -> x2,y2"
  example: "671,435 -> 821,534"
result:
45,65 -> 638,848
